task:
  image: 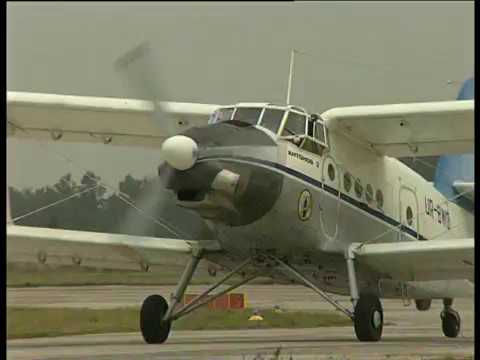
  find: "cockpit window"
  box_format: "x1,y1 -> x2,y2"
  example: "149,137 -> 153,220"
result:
232,107 -> 262,125
314,121 -> 326,144
209,107 -> 234,124
259,108 -> 285,134
217,108 -> 234,122
281,111 -> 307,137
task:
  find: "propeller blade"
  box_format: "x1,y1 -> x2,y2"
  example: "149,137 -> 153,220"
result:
114,42 -> 179,136
117,174 -> 182,238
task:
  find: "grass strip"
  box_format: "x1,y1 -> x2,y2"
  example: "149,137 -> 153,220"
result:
7,307 -> 352,339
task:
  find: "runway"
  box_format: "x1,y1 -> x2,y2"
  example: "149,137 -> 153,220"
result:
7,285 -> 474,359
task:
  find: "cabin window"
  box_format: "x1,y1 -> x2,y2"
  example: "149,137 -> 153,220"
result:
260,108 -> 285,134
406,206 -> 414,226
209,107 -> 234,124
354,178 -> 363,199
281,111 -> 307,137
343,172 -> 352,193
376,189 -> 384,209
232,107 -> 263,125
328,164 -> 336,181
366,184 -> 374,205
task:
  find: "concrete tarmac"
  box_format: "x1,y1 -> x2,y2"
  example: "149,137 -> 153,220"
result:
7,285 -> 474,359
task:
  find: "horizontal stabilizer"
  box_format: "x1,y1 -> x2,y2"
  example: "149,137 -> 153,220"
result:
453,181 -> 474,202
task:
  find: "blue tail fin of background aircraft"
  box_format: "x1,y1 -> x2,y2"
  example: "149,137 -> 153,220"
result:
433,77 -> 474,212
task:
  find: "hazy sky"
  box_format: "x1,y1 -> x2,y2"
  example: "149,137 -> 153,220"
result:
7,1 -> 474,189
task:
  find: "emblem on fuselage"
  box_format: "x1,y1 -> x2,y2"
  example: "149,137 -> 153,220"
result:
298,189 -> 313,221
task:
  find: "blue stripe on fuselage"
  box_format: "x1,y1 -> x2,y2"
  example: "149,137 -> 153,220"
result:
198,155 -> 427,240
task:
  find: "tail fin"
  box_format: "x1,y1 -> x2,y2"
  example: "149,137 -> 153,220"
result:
433,77 -> 474,212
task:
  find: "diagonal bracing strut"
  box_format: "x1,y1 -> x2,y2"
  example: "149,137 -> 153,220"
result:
164,256 -> 258,322
268,254 -> 354,319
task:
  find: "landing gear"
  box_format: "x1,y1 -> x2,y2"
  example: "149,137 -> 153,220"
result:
268,251 -> 385,342
139,249 -> 259,344
140,295 -> 171,344
353,294 -> 383,342
415,299 -> 432,311
441,298 -> 461,338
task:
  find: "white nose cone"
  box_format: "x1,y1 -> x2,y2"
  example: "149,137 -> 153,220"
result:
161,135 -> 198,170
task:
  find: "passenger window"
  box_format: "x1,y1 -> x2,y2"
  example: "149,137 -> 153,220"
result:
232,108 -> 262,125
366,184 -> 374,205
260,109 -> 284,134
343,172 -> 352,193
281,112 -> 307,137
328,164 -> 335,181
406,206 -> 414,226
376,189 -> 384,209
354,178 -> 363,199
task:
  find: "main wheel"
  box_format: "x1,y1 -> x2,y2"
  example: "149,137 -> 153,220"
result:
354,294 -> 383,342
140,294 -> 171,344
441,309 -> 461,338
415,299 -> 432,311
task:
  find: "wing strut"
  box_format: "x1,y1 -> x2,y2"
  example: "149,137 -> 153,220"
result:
268,254 -> 354,319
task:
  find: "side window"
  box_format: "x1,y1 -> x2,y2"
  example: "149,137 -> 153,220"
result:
260,109 -> 285,134
406,206 -> 414,226
281,112 -> 307,137
354,178 -> 363,199
376,189 -> 384,209
211,108 -> 234,123
232,108 -> 262,125
366,184 -> 374,205
314,121 -> 326,144
343,172 -> 352,193
328,164 -> 336,181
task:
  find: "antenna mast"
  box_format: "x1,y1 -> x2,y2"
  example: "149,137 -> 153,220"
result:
286,49 -> 296,105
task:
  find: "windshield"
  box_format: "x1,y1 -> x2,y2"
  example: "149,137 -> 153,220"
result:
281,111 -> 307,136
259,108 -> 285,134
232,107 -> 262,125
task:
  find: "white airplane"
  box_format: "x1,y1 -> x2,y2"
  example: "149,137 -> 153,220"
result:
6,46 -> 474,343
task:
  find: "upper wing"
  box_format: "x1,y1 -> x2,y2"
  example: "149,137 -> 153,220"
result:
352,238 -> 474,282
7,224 -> 220,271
7,92 -> 220,148
322,100 -> 474,157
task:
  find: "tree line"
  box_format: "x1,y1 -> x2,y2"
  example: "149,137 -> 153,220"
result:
8,172 -> 210,239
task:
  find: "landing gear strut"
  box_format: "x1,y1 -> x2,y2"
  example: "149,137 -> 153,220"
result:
268,249 -> 385,342
441,298 -> 461,338
140,249 -> 258,344
346,246 -> 383,341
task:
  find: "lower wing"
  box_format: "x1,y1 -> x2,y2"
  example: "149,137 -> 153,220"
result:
7,225 -> 220,271
352,238 -> 474,283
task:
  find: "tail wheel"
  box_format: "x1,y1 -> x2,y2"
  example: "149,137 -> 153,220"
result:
354,294 -> 383,342
441,309 -> 461,338
415,299 -> 432,311
140,294 -> 171,344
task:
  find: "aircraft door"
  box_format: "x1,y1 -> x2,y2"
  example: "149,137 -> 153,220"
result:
398,184 -> 420,241
319,155 -> 341,241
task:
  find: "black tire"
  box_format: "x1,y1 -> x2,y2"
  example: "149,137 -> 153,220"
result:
441,309 -> 461,338
140,294 -> 171,344
354,294 -> 383,342
415,299 -> 432,311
